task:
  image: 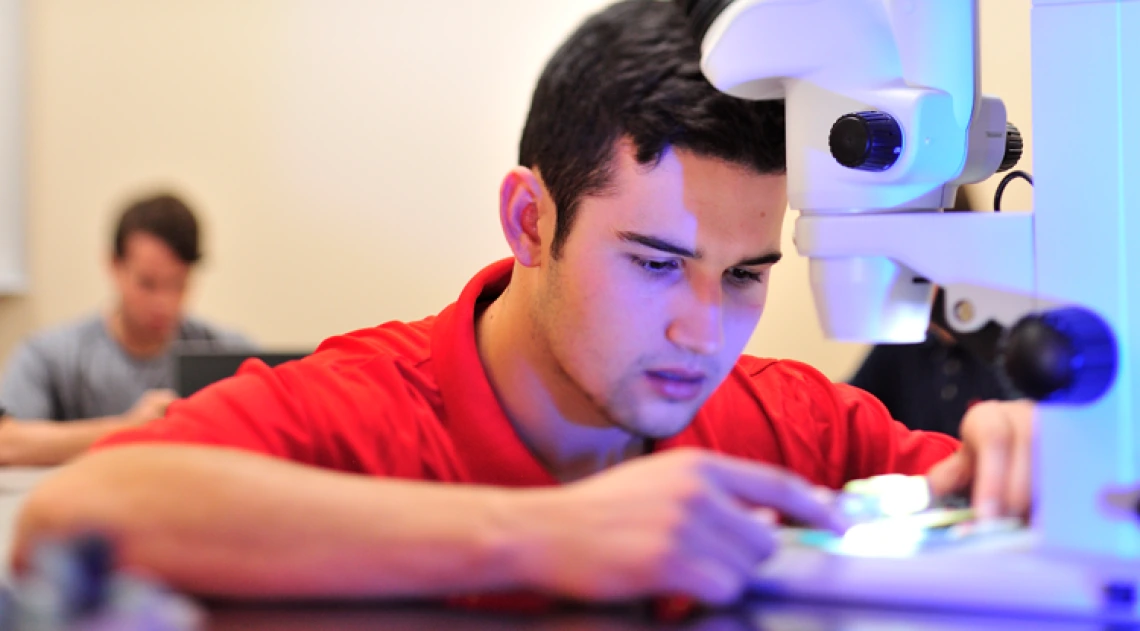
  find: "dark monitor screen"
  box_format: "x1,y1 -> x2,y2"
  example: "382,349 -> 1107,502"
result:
174,351 -> 309,397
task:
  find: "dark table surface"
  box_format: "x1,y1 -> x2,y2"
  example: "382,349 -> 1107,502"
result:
202,598 -> 1126,631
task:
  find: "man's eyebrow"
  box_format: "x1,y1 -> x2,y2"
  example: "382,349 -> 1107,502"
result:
618,231 -> 701,259
736,252 -> 783,267
619,231 -> 783,267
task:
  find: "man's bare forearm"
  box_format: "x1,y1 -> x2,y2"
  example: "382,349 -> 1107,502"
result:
14,445 -> 531,599
0,418 -> 137,466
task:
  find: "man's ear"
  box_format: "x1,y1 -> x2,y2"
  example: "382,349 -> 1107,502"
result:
499,167 -> 547,268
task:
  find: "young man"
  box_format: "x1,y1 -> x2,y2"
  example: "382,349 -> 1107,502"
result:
0,193 -> 254,465
16,1 -> 1032,606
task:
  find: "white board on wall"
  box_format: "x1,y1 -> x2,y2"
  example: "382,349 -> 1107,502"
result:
0,0 -> 23,295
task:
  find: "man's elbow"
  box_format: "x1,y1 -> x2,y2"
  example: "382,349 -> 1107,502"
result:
11,452 -> 125,572
13,474 -> 67,571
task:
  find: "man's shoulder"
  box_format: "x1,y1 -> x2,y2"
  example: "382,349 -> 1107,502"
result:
258,317 -> 440,417
314,316 -> 436,365
711,355 -> 846,423
20,314 -> 105,355
730,354 -> 834,389
722,354 -> 897,430
684,355 -> 851,485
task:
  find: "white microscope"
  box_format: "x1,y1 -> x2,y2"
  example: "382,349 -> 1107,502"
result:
678,0 -> 1140,621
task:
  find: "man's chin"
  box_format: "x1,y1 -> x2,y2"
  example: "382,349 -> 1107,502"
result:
137,324 -> 175,343
620,405 -> 701,440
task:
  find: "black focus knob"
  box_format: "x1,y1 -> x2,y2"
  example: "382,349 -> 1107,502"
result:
60,532 -> 116,616
1002,307 -> 1117,404
998,122 -> 1023,172
829,111 -> 903,171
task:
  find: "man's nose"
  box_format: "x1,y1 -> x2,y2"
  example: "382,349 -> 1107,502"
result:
154,288 -> 180,315
666,277 -> 724,356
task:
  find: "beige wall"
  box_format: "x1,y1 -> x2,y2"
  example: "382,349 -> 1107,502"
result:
0,0 -> 1034,382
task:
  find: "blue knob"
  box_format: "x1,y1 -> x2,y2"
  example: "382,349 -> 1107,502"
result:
1002,307 -> 1117,404
829,111 -> 903,171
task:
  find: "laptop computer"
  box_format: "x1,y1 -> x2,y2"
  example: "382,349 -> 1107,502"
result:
173,351 -> 309,397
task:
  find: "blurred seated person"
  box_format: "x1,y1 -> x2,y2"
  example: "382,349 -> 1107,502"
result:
0,193 -> 254,463
848,188 -> 1017,438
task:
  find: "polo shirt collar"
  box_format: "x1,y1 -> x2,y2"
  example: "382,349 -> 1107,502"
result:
431,259 -> 559,487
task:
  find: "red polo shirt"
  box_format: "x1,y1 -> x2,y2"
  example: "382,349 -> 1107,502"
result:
97,258 -> 957,487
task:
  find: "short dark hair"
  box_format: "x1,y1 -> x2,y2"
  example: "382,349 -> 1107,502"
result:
518,0 -> 786,258
113,193 -> 202,265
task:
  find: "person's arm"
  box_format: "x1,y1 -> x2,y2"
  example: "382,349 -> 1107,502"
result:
16,445 -> 847,604
0,390 -> 174,466
0,417 -> 132,467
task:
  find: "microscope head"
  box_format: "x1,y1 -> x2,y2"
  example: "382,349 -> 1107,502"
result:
677,0 -> 1019,342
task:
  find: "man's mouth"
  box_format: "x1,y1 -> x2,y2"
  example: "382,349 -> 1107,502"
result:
645,369 -> 707,402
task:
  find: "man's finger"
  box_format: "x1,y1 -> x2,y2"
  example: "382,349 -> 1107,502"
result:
926,450 -> 972,499
664,556 -> 747,606
1004,404 -> 1035,517
970,413 -> 1015,519
698,488 -> 780,568
700,454 -> 847,534
685,513 -> 773,577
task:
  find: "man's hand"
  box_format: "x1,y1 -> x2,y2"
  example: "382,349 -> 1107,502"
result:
123,389 -> 178,426
504,448 -> 847,605
926,399 -> 1035,519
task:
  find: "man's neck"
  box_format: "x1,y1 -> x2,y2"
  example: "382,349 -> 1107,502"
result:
475,278 -> 645,483
106,311 -> 171,359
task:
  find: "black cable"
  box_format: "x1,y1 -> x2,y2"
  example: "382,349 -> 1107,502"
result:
993,170 -> 1034,212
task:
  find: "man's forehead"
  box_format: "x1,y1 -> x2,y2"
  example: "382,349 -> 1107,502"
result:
607,151 -> 784,230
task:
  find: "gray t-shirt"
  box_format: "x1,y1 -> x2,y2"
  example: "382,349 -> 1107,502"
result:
0,314 -> 255,421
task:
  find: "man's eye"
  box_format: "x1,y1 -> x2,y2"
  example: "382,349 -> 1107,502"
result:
726,268 -> 765,286
631,256 -> 680,275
